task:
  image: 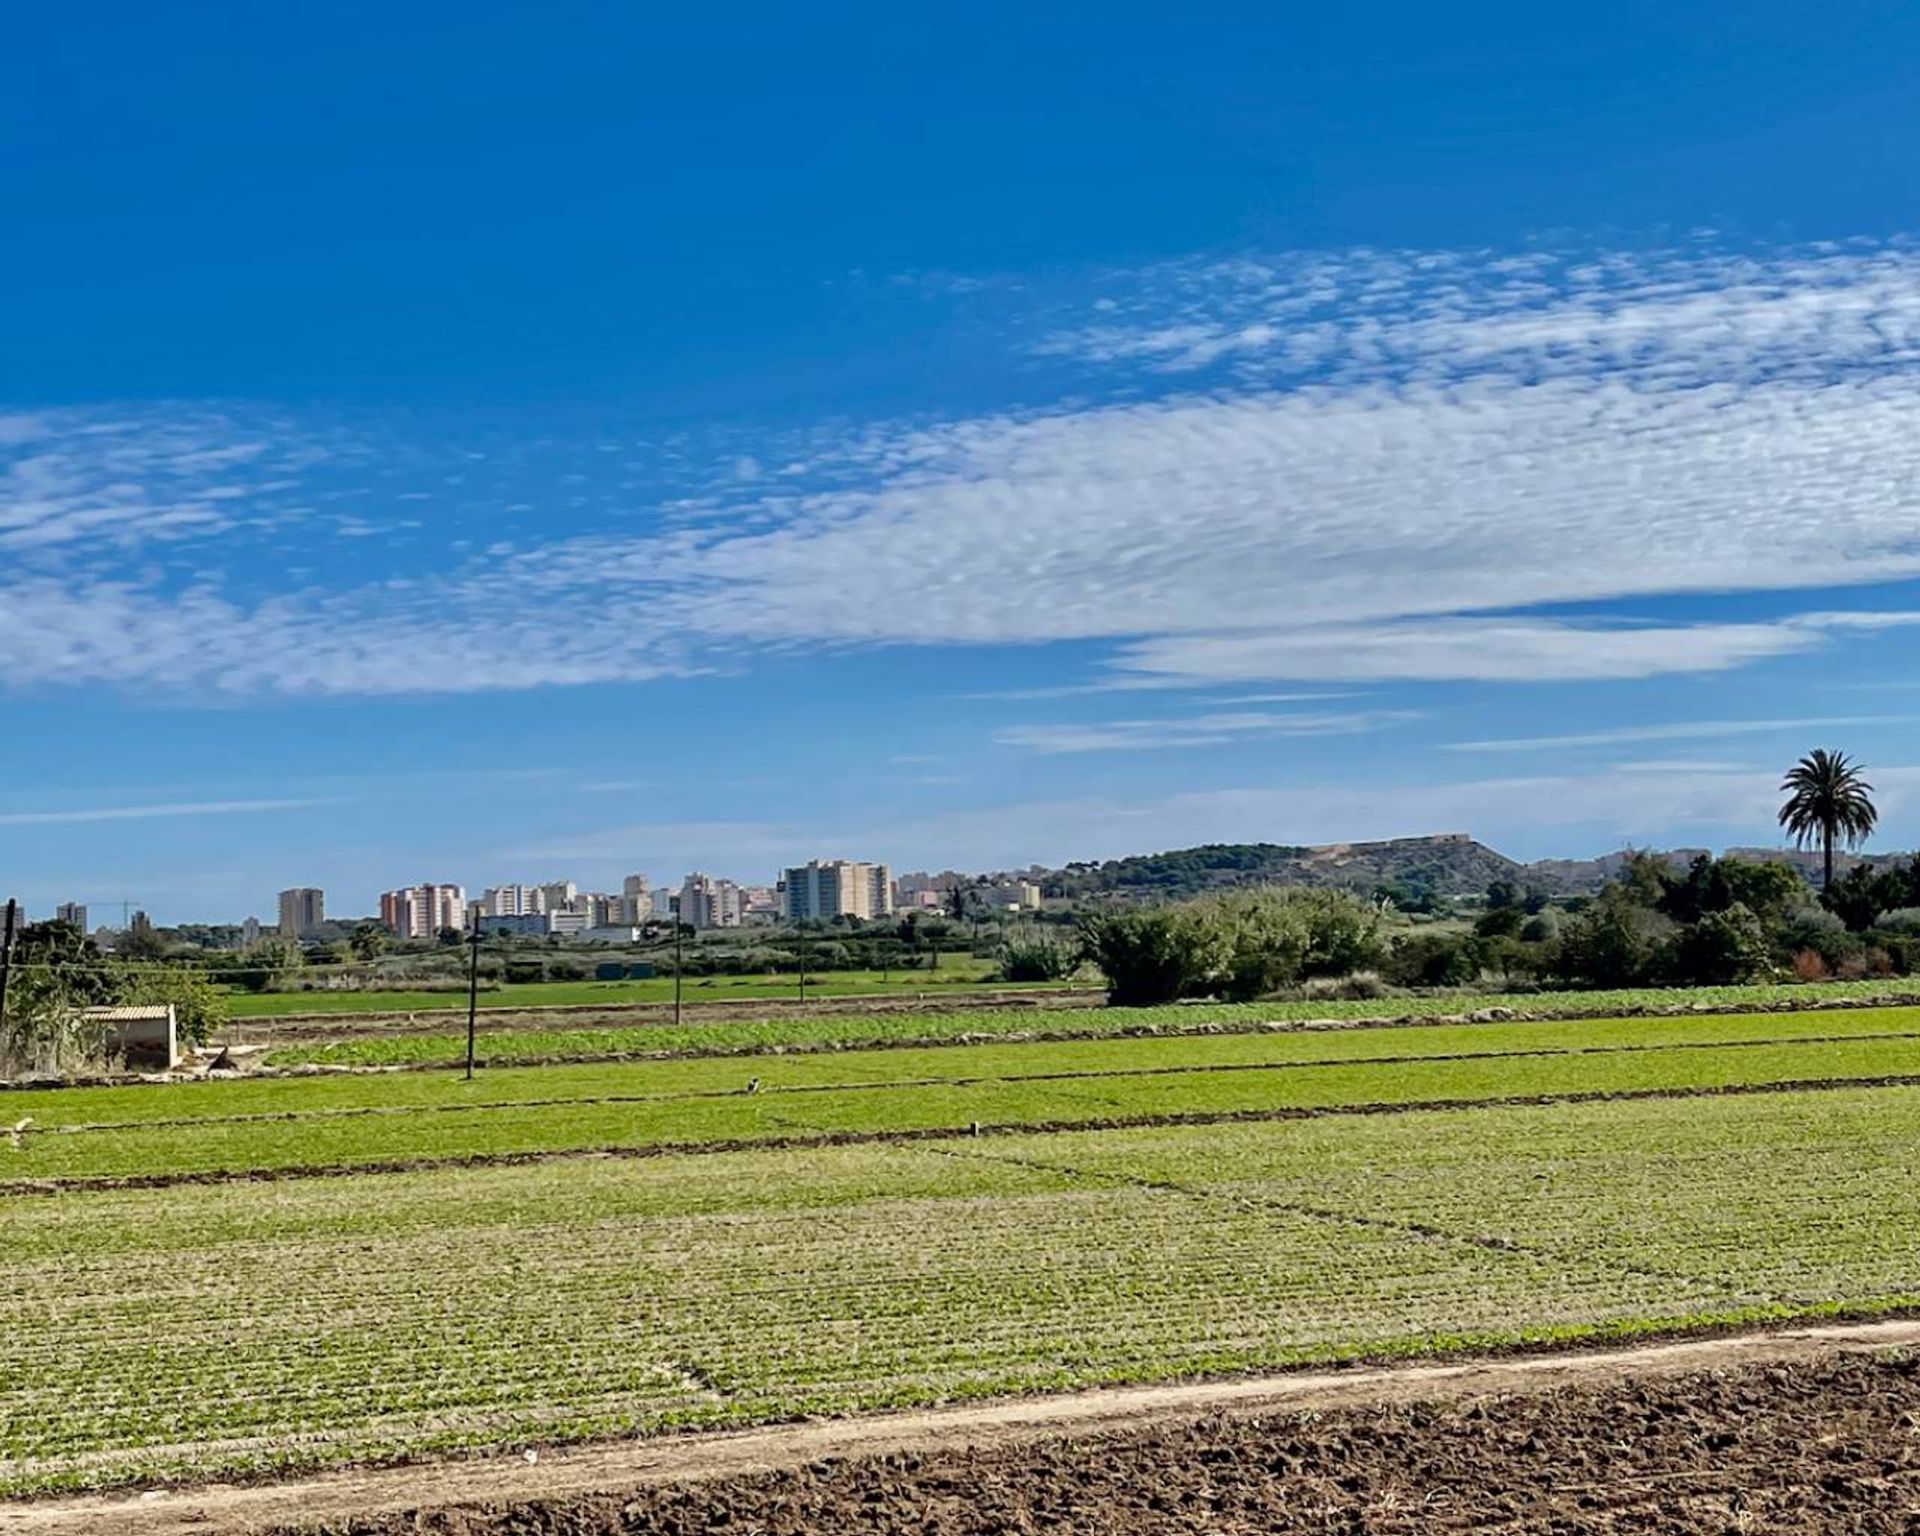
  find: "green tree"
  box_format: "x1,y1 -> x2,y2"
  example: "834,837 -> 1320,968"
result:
996,927 -> 1078,983
1076,906 -> 1225,1007
110,960 -> 226,1047
1668,902 -> 1771,985
348,923 -> 388,961
1779,748 -> 1878,890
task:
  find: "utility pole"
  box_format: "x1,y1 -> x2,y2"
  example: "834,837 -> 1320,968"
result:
798,930 -> 808,1004
673,920 -> 683,1028
0,899 -> 17,1042
464,908 -> 481,1081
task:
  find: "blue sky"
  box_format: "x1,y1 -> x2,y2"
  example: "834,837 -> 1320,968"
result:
8,1 -> 1920,922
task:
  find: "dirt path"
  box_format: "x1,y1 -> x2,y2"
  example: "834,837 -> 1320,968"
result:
9,1317 -> 1920,1535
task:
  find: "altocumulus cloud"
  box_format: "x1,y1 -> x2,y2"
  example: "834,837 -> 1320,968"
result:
8,240 -> 1920,696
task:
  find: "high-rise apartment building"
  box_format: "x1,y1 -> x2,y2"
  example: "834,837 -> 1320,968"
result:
55,902 -> 88,932
538,880 -> 577,912
678,872 -> 743,929
479,884 -> 543,917
779,860 -> 893,922
379,884 -> 467,939
620,874 -> 652,922
277,887 -> 325,940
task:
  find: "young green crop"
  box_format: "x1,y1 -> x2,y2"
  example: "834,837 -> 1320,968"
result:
260,979 -> 1920,1068
7,1085 -> 1920,1495
12,1009 -> 1920,1181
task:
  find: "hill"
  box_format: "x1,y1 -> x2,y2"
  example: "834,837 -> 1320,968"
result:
1045,836 -> 1917,904
1050,834 -> 1524,903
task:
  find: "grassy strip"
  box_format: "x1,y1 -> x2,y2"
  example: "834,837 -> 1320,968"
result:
13,1014 -> 1920,1180
224,963 -> 1031,1018
260,979 -> 1920,1067
28,1005 -> 1920,1128
7,1086 -> 1920,1494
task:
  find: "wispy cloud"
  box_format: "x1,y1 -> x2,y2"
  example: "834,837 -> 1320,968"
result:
1444,716 -> 1912,754
0,797 -> 340,827
996,710 -> 1420,754
12,241 -> 1920,697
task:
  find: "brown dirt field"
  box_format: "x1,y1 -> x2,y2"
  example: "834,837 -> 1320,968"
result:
11,1319 -> 1920,1536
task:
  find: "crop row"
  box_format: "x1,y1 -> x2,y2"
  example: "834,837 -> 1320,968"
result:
5,1085 -> 1920,1493
12,1017 -> 1920,1182
257,980 -> 1920,1067
30,1004 -> 1920,1131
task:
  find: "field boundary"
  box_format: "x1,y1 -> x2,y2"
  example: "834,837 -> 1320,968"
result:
8,1317 -> 1920,1536
257,988 -> 1920,1074
11,1070 -> 1920,1196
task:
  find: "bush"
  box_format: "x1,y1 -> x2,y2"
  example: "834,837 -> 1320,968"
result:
1873,907 -> 1920,935
1077,907 -> 1226,1007
1666,902 -> 1771,985
1078,888 -> 1383,1006
1791,948 -> 1830,982
1384,931 -> 1480,988
996,928 -> 1078,983
1474,905 -> 1524,940
1551,889 -> 1675,987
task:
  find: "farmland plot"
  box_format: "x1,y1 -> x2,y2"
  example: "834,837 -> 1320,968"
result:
12,1008 -> 1920,1183
7,1080 -> 1920,1495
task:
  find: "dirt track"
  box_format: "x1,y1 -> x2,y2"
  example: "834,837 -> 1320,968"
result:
10,1319 -> 1920,1535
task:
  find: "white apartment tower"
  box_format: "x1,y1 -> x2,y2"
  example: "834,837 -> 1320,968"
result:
678,872 -> 743,929
480,884 -> 543,917
379,884 -> 467,939
779,860 -> 894,922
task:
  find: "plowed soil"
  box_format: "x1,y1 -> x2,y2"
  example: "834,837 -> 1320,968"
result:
12,1321 -> 1920,1536
307,1351 -> 1920,1535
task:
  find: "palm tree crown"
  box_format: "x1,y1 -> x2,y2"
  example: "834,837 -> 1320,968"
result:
1779,748 -> 1878,889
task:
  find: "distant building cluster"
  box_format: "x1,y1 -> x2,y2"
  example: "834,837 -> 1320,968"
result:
7,851 -> 1046,951
780,859 -> 894,921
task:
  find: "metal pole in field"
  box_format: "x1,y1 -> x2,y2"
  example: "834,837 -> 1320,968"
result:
0,899 -> 17,1041
798,933 -> 807,1004
464,909 -> 481,1081
673,921 -> 683,1027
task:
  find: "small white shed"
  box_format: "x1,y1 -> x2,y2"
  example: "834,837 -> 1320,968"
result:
80,1005 -> 180,1070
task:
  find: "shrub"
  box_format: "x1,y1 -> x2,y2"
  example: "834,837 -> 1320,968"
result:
1076,907 -> 1226,1007
1384,931 -> 1480,988
1791,948 -> 1830,982
1474,905 -> 1524,940
1873,907 -> 1920,935
1519,911 -> 1559,944
996,928 -> 1079,983
1666,902 -> 1771,985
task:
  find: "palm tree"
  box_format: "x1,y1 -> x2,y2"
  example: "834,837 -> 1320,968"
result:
1779,749 -> 1878,889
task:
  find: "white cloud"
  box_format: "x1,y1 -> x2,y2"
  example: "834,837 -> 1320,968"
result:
1444,715 -> 1912,754
0,797 -> 339,827
12,242 -> 1920,696
995,710 -> 1420,754
1109,617 -> 1831,685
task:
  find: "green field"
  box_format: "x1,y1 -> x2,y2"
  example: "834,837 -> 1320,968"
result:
7,996 -> 1920,1495
224,961 -> 1038,1018
259,976 -> 1920,1067
14,1006 -> 1920,1183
